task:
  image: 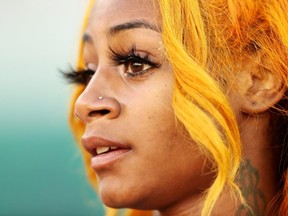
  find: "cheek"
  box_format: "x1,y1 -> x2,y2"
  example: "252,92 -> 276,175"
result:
135,88 -> 213,184
129,97 -> 210,188
126,74 -> 175,142
133,85 -> 175,149
97,73 -> 213,209
97,99 -> 213,210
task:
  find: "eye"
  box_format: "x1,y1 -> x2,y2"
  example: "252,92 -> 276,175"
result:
108,45 -> 162,79
124,59 -> 152,74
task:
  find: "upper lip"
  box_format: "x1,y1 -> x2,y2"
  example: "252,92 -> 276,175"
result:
81,135 -> 130,156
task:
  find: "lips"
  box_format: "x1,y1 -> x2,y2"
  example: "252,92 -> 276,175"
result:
81,136 -> 131,170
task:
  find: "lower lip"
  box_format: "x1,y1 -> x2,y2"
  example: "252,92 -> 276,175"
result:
91,149 -> 131,170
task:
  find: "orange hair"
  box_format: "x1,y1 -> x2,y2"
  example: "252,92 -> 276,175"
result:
69,0 -> 288,215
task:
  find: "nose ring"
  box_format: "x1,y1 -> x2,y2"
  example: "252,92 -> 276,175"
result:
98,96 -> 104,100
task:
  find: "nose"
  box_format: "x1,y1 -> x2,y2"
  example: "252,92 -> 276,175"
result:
74,87 -> 121,123
75,94 -> 121,123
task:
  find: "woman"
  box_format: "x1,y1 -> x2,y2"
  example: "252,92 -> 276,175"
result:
64,0 -> 288,215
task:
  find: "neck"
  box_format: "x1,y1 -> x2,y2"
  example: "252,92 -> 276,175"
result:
158,112 -> 282,216
235,112 -> 282,215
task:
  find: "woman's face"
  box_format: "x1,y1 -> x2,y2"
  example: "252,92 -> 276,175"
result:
75,0 -> 211,210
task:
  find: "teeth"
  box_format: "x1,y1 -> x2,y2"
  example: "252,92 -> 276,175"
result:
95,146 -> 119,155
96,146 -> 110,155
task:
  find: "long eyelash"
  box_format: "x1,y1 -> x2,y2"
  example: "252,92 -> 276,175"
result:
60,67 -> 94,85
61,46 -> 160,84
108,44 -> 161,68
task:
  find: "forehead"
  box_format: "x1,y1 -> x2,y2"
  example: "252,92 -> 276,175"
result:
88,0 -> 160,31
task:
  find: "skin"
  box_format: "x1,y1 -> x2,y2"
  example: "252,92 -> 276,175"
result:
74,0 -> 284,215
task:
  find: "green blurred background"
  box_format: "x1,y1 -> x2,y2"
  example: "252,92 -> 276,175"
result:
0,1 -> 104,215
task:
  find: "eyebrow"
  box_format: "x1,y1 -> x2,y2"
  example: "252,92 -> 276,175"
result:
82,20 -> 161,43
109,20 -> 161,35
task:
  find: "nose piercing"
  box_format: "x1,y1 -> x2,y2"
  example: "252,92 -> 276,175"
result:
98,96 -> 104,100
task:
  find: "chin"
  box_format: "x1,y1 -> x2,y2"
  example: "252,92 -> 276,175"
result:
99,183 -> 135,208
101,194 -> 145,210
100,192 -> 128,208
98,184 -> 156,210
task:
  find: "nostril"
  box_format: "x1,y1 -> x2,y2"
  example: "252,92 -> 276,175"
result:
99,109 -> 110,115
89,109 -> 110,118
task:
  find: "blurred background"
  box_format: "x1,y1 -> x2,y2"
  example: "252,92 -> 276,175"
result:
0,1 -> 104,215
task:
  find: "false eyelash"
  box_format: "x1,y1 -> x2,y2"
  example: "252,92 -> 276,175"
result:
61,46 -> 161,84
108,44 -> 161,69
60,67 -> 95,85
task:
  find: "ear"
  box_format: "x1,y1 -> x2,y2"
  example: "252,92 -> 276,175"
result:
234,57 -> 286,114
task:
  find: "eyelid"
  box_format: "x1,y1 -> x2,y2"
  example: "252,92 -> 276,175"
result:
86,63 -> 97,71
108,45 -> 160,67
